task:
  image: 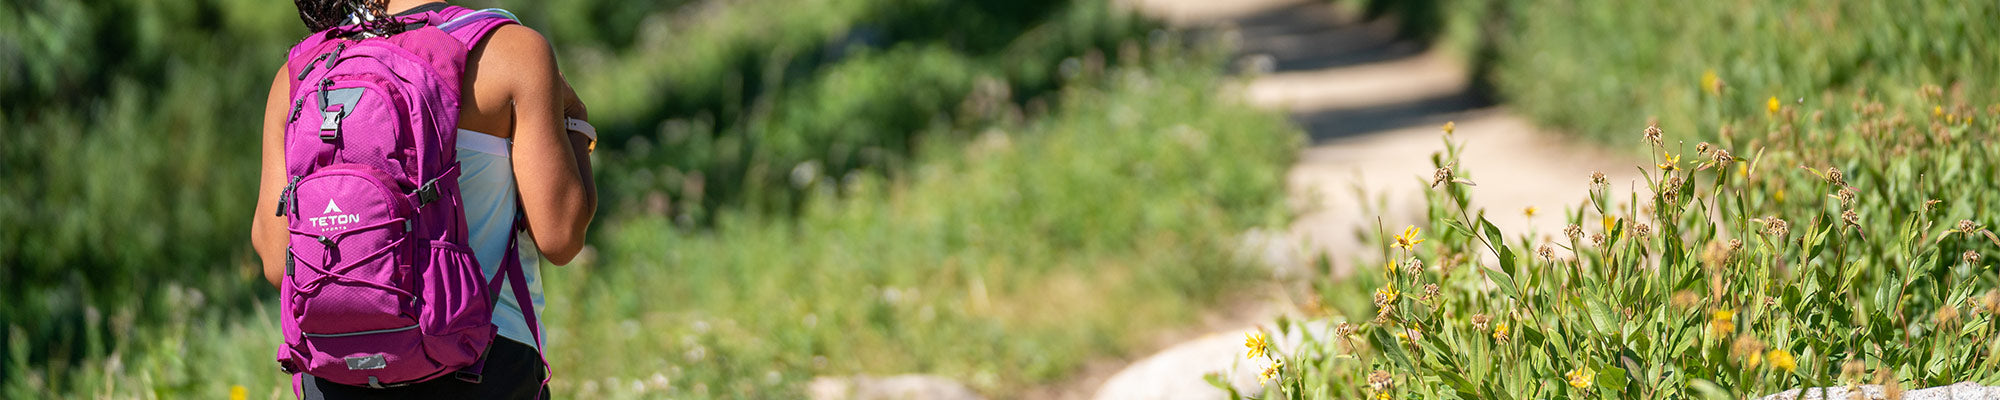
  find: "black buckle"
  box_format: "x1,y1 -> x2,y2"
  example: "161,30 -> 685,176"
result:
285,251 -> 296,276
415,183 -> 440,207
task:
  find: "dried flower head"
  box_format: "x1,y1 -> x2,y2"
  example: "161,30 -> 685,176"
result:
1826,167 -> 1845,184
1731,335 -> 1766,367
1842,209 -> 1861,226
1702,241 -> 1733,269
1643,122 -> 1664,145
1368,370 -> 1395,392
1935,305 -> 1963,329
1670,291 -> 1700,309
1959,219 -> 1980,233
1335,322 -> 1356,338
1470,314 -> 1491,331
1537,244 -> 1555,259
1591,171 -> 1608,186
1374,287 -> 1400,308
1422,283 -> 1441,301
1431,167 -> 1453,189
1590,233 -> 1606,245
1763,217 -> 1791,239
1841,360 -> 1867,383
1837,186 -> 1857,208
1406,257 -> 1425,275
1982,290 -> 2000,315
1728,238 -> 1744,251
1564,224 -> 1584,240
1713,149 -> 1734,168
1630,222 -> 1652,238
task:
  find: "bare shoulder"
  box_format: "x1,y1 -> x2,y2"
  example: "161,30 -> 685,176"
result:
467,24 -> 557,88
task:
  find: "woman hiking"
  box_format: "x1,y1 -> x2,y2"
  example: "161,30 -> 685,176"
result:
249,0 -> 595,398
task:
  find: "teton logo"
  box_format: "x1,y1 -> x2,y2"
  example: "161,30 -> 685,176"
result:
310,199 -> 362,230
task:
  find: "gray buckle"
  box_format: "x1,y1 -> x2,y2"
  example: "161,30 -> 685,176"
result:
317,87 -> 365,142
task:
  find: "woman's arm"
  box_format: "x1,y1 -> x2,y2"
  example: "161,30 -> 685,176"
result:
251,67 -> 292,287
485,25 -> 597,265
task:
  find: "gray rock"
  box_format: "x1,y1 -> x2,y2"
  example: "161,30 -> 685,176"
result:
1761,382 -> 2000,400
806,375 -> 983,400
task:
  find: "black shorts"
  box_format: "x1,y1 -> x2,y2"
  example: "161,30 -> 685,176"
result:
298,338 -> 547,399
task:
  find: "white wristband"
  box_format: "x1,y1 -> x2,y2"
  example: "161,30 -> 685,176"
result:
565,118 -> 597,153
564,118 -> 597,142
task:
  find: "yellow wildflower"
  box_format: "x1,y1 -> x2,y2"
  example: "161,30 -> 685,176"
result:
1768,96 -> 1781,114
231,386 -> 248,400
1244,331 -> 1270,359
1259,359 -> 1284,385
1442,121 -> 1456,135
1384,260 -> 1397,277
1566,366 -> 1595,389
1934,105 -> 1945,118
1658,152 -> 1680,171
1701,69 -> 1722,95
1392,225 -> 1425,250
1376,287 -> 1400,305
1602,216 -> 1617,232
1709,309 -> 1736,337
1524,206 -> 1538,218
1492,322 -> 1511,342
1768,349 -> 1797,372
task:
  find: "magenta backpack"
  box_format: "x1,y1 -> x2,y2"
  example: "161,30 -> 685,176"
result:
275,6 -> 541,389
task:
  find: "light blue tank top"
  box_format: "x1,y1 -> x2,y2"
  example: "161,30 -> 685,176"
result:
455,129 -> 544,350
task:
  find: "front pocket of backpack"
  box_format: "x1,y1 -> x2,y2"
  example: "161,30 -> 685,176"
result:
417,241 -> 493,365
289,165 -> 417,337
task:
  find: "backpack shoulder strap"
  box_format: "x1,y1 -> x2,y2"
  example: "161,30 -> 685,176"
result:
435,6 -> 520,51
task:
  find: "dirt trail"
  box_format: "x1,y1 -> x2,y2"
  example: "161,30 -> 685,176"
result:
1039,0 -> 1645,398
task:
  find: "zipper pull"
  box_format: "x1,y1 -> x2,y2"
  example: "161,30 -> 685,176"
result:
295,53 -> 330,80
288,97 -> 305,123
275,176 -> 301,216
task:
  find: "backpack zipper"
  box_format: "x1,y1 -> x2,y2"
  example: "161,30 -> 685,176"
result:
275,176 -> 301,216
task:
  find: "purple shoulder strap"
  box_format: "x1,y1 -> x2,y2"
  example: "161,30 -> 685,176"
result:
435,7 -> 548,394
436,7 -> 521,50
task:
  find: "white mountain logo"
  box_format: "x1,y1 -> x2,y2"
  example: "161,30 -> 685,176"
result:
310,199 -> 361,230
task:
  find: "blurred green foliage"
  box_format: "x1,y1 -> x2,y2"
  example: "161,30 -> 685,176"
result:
1338,0 -> 1999,145
1,0 -> 1302,397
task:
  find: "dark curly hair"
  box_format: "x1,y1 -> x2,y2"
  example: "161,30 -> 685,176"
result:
294,0 -> 392,33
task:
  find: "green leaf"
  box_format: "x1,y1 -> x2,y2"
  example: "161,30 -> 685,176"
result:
1487,265 -> 1523,300
1597,366 -> 1629,393
1371,326 -> 1415,371
1436,368 -> 1478,396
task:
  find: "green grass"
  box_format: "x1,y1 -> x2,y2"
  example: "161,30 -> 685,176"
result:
7,43 -> 1300,399
2,0 -> 1305,397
